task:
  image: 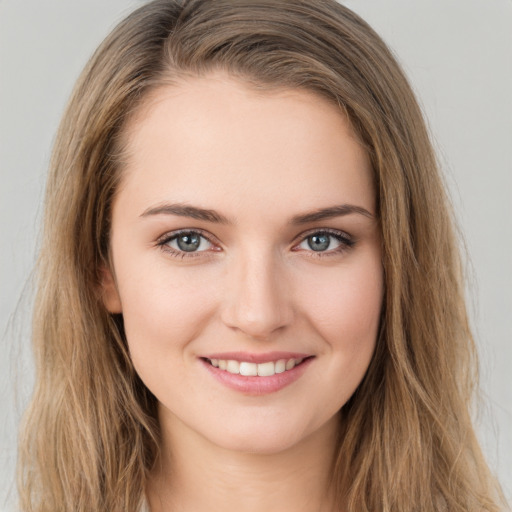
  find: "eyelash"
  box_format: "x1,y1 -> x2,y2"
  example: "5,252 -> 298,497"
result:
156,228 -> 356,259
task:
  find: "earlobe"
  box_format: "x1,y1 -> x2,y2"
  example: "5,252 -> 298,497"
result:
99,266 -> 123,313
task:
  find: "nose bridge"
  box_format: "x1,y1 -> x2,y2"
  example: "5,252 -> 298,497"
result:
221,245 -> 292,339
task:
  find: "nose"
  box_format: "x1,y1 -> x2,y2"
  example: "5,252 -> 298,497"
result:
220,249 -> 294,340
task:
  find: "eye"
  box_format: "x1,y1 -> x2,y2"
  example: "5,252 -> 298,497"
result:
157,230 -> 216,256
295,230 -> 354,255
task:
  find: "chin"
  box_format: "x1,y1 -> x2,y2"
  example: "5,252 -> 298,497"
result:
212,430 -> 305,455
204,413 -> 337,456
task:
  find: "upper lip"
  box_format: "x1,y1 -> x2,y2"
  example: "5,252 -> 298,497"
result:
201,351 -> 312,364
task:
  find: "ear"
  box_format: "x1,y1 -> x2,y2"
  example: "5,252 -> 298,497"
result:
99,266 -> 123,313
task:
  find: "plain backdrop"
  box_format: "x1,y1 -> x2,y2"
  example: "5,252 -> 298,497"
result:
1,0 -> 511,509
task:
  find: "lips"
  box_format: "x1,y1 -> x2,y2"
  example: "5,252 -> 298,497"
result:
200,352 -> 314,395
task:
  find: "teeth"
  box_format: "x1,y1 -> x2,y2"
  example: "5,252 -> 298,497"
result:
209,358 -> 304,376
257,361 -> 275,377
285,359 -> 295,371
239,362 -> 258,376
275,359 -> 286,373
226,360 -> 240,373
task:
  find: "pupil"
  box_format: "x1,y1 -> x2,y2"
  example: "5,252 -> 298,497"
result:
308,234 -> 330,251
177,233 -> 201,252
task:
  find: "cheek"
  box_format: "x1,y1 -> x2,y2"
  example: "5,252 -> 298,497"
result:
304,261 -> 383,413
296,254 -> 383,355
116,261 -> 219,363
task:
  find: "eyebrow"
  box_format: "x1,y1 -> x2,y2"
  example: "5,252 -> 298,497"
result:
140,202 -> 374,224
140,203 -> 230,223
290,204 -> 374,224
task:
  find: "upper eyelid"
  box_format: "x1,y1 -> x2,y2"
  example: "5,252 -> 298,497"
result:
156,226 -> 352,238
157,228 -> 218,244
293,227 -> 353,244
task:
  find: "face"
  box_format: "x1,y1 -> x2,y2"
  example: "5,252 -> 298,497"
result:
103,74 -> 383,454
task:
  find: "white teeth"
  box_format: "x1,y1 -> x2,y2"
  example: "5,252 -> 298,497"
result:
275,359 -> 286,374
239,362 -> 258,376
209,357 -> 305,376
226,360 -> 240,374
257,361 -> 275,377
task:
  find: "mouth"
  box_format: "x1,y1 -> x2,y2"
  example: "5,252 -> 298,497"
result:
202,356 -> 308,377
199,352 -> 314,395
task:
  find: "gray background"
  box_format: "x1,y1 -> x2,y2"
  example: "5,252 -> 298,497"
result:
1,0 -> 511,509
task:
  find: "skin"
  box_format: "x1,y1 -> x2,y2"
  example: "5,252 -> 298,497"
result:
102,73 -> 384,512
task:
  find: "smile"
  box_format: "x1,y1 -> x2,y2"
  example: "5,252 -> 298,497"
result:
207,358 -> 304,377
200,352 -> 314,395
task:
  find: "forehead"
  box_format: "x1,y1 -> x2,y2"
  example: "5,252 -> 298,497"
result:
116,73 -> 375,219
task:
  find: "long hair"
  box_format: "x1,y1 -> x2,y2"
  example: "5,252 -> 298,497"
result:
18,1 -> 505,511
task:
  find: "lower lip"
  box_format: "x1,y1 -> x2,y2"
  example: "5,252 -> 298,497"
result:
200,358 -> 313,395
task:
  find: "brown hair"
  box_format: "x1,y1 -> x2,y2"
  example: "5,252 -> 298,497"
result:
18,1 -> 506,511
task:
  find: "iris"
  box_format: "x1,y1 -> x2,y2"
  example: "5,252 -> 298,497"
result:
177,233 -> 201,252
307,234 -> 331,251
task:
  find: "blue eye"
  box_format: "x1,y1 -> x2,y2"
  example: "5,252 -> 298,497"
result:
161,231 -> 213,254
296,230 -> 354,254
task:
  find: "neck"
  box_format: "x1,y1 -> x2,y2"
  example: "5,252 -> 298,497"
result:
147,412 -> 340,512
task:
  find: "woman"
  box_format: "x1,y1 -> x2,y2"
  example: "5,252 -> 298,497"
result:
18,1 -> 507,511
